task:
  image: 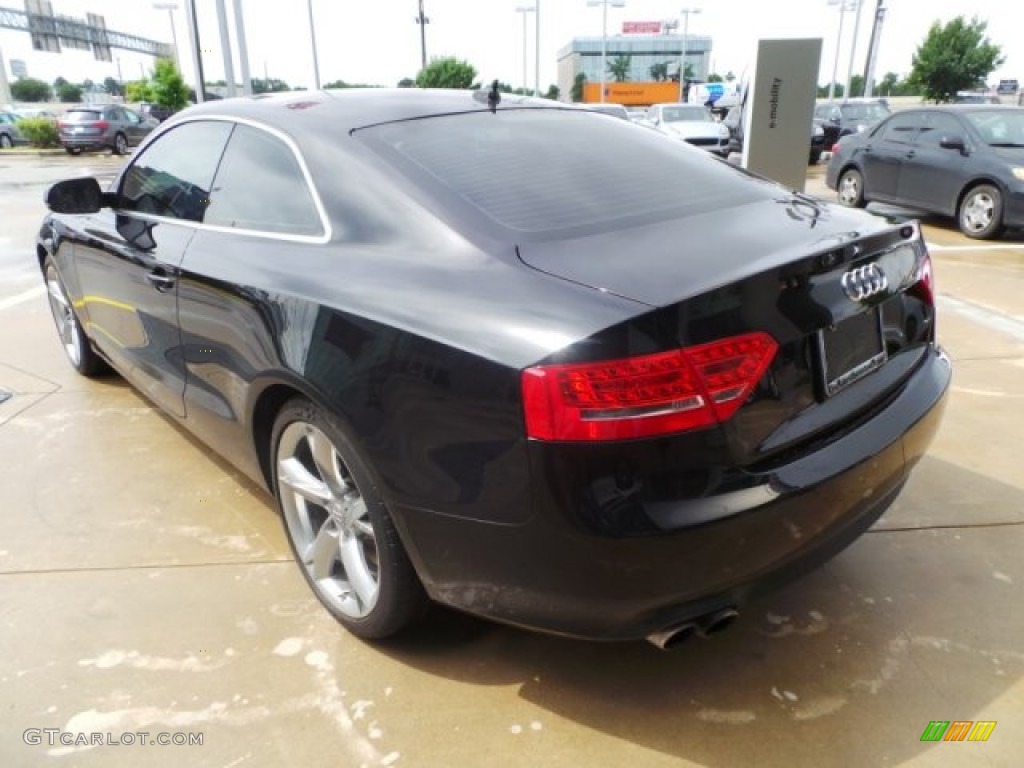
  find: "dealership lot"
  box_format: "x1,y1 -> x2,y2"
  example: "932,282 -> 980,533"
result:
2,154 -> 1023,767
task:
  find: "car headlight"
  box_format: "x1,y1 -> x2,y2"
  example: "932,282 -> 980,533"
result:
1012,167 -> 1024,181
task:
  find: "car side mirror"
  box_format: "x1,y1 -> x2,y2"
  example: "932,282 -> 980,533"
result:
45,178 -> 113,214
939,135 -> 967,153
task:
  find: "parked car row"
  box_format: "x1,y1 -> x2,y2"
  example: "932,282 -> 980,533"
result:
0,104 -> 160,154
827,104 -> 1024,238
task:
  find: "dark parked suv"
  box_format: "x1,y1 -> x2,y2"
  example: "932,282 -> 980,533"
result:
57,105 -> 157,155
814,99 -> 891,148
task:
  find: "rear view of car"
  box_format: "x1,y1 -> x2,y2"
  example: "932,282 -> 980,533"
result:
37,93 -> 950,647
57,106 -> 154,156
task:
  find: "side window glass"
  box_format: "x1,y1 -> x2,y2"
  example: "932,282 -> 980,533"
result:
119,121 -> 233,223
204,124 -> 324,237
917,114 -> 961,148
878,114 -> 919,143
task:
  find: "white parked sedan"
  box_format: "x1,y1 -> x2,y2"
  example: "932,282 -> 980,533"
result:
646,103 -> 730,156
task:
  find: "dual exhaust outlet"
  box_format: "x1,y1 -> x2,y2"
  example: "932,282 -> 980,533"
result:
646,607 -> 739,651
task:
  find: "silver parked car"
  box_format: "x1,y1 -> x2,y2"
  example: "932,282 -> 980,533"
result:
57,105 -> 158,155
0,111 -> 26,149
646,103 -> 731,156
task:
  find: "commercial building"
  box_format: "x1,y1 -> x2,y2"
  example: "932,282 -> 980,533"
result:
557,33 -> 712,104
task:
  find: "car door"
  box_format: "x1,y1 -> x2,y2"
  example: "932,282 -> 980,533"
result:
175,121 -> 329,473
71,120 -> 233,416
120,108 -> 148,145
858,112 -> 920,201
896,112 -> 969,215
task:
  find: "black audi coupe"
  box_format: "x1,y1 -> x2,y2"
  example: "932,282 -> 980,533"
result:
38,89 -> 949,649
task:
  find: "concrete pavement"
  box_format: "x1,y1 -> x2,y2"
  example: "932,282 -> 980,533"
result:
2,157 -> 1023,767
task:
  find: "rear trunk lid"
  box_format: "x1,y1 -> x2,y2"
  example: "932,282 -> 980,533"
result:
518,197 -> 934,466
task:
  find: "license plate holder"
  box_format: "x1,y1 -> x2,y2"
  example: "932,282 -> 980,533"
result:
817,308 -> 887,397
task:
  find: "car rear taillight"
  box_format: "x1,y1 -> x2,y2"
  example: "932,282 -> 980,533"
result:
522,332 -> 778,441
909,251 -> 934,305
95,120 -> 109,131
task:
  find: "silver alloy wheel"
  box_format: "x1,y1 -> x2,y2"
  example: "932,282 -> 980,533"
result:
839,172 -> 861,205
962,190 -> 995,233
276,421 -> 379,618
45,265 -> 83,367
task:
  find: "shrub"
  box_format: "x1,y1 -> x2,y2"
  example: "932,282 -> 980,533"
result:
16,117 -> 59,148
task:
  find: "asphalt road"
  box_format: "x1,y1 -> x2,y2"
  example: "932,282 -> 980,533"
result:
1,154 -> 1023,768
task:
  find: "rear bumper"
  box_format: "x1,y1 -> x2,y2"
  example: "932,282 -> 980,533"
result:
59,137 -> 111,151
394,345 -> 950,641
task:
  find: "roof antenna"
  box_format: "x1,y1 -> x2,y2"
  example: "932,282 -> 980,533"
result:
487,80 -> 501,113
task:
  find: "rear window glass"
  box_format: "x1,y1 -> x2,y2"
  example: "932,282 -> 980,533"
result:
362,109 -> 759,236
65,111 -> 102,122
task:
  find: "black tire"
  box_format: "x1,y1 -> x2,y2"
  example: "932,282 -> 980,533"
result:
958,184 -> 1005,240
65,147 -> 82,156
0,134 -> 12,149
113,132 -> 128,156
837,167 -> 867,208
43,257 -> 108,377
809,149 -> 822,165
271,396 -> 428,639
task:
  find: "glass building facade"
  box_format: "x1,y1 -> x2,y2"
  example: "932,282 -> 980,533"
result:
557,34 -> 712,101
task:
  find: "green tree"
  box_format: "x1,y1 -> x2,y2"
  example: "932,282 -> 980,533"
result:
909,16 -> 1004,102
397,77 -> 416,88
125,80 -> 155,103
56,82 -> 82,102
10,77 -> 51,102
849,74 -> 865,98
53,76 -> 68,89
103,76 -> 122,96
878,72 -> 900,96
707,72 -> 724,83
607,54 -> 631,83
151,58 -> 190,110
571,72 -> 586,102
544,84 -> 560,100
649,62 -> 669,82
415,57 -> 477,89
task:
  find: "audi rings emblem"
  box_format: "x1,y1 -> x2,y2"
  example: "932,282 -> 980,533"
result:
841,263 -> 888,302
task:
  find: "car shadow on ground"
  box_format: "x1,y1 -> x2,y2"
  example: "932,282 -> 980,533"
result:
374,455 -> 1024,766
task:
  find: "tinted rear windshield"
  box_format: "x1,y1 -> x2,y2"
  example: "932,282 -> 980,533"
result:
64,110 -> 102,122
361,109 -> 761,236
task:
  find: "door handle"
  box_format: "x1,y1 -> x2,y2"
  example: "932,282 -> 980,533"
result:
146,269 -> 175,293
905,150 -> 916,159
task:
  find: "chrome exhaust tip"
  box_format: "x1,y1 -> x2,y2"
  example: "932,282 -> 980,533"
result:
646,622 -> 698,651
696,607 -> 739,639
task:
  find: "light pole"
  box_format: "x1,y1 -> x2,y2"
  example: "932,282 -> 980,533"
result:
587,0 -> 625,104
826,0 -> 854,102
534,0 -> 541,97
307,0 -> 320,89
153,3 -> 179,70
415,0 -> 429,72
843,0 -> 865,101
515,6 -> 535,94
678,7 -> 701,102
862,0 -> 886,98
